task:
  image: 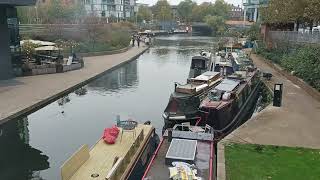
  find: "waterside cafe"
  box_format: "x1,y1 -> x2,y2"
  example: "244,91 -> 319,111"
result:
0,0 -> 36,80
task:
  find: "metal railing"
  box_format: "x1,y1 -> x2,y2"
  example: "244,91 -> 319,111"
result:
269,31 -> 320,44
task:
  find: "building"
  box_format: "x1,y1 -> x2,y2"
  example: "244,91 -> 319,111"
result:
229,5 -> 244,21
82,0 -> 137,20
0,0 -> 36,80
243,0 -> 269,22
171,5 -> 178,21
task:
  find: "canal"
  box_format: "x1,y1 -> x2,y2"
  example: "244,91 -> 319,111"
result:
0,35 -> 219,180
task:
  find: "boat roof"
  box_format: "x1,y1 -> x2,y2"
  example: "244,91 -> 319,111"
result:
143,126 -> 214,180
61,125 -> 154,180
192,71 -> 220,81
215,78 -> 240,92
192,56 -> 210,61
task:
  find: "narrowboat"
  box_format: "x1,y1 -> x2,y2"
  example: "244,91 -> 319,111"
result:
60,122 -> 158,180
142,124 -> 215,180
199,68 -> 261,134
163,71 -> 222,129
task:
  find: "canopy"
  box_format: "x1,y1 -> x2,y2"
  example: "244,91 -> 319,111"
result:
35,46 -> 62,51
21,40 -> 56,46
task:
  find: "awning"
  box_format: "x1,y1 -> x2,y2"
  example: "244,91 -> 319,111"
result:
35,46 -> 62,51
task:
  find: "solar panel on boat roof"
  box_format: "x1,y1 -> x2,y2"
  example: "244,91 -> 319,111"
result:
215,79 -> 240,92
165,139 -> 197,164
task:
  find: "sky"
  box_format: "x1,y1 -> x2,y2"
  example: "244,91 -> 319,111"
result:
137,0 -> 243,6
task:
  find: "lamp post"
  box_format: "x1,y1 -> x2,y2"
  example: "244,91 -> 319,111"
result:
35,6 -> 38,24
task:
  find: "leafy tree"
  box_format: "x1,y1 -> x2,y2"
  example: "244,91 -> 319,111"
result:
137,6 -> 152,23
204,15 -> 226,35
209,0 -> 231,19
153,0 -> 172,21
192,2 -> 212,22
177,0 -> 196,23
261,0 -> 320,30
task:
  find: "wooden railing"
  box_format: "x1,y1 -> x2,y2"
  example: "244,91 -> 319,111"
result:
105,129 -> 144,180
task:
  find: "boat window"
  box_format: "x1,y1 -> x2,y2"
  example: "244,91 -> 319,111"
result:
191,59 -> 206,69
209,89 -> 222,101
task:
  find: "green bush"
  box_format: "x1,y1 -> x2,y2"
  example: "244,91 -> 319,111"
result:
257,45 -> 320,91
282,46 -> 320,90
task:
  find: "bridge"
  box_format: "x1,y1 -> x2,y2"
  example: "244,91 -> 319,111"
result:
191,20 -> 254,34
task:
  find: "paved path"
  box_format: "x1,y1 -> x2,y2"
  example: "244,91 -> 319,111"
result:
224,53 -> 320,149
0,46 -> 148,124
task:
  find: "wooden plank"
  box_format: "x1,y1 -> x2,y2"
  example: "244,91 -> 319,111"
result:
106,157 -> 123,180
61,144 -> 90,180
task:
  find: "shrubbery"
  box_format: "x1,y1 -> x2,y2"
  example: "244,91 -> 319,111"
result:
257,45 -> 320,91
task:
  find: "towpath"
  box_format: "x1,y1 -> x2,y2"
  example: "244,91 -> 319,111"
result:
0,46 -> 148,124
223,53 -> 320,149
217,52 -> 320,180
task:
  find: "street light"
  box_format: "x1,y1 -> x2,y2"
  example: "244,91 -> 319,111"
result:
35,6 -> 39,24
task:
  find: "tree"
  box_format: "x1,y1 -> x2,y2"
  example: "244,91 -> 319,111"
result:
177,0 -> 196,23
192,2 -> 212,22
209,0 -> 231,19
137,6 -> 152,23
205,15 -> 226,35
153,0 -> 172,21
261,0 -> 320,30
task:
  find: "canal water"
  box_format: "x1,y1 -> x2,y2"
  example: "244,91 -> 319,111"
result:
0,35 -> 219,180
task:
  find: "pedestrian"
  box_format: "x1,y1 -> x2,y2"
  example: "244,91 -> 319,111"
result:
132,35 -> 135,47
137,36 -> 140,47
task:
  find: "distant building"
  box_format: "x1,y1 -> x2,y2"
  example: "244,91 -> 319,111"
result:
81,0 -> 137,20
171,5 -> 178,21
229,5 -> 243,21
243,0 -> 269,22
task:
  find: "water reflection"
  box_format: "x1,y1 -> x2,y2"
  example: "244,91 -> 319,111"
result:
74,87 -> 88,96
0,117 -> 49,180
88,60 -> 138,93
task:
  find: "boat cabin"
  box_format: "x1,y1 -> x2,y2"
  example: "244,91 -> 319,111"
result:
188,54 -> 214,78
176,71 -> 221,95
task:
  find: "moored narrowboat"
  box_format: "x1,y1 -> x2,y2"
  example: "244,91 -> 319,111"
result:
163,71 -> 222,129
199,68 -> 261,134
60,122 -> 158,180
142,124 -> 215,180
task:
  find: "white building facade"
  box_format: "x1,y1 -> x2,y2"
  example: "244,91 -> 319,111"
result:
243,0 -> 268,22
82,0 -> 137,19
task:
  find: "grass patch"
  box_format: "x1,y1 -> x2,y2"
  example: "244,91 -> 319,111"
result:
225,143 -> 320,180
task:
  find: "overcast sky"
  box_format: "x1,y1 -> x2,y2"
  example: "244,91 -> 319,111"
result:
137,0 -> 243,6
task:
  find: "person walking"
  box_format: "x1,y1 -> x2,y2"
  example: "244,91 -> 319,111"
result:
132,35 -> 135,47
137,36 -> 140,48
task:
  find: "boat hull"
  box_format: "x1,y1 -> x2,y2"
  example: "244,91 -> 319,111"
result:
200,80 -> 261,135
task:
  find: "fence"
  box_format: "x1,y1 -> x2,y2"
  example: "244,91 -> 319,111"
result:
19,24 -> 88,36
269,31 -> 320,45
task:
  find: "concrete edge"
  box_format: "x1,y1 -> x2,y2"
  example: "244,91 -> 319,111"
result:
62,46 -> 131,58
217,141 -> 226,180
0,46 -> 150,125
252,53 -> 320,102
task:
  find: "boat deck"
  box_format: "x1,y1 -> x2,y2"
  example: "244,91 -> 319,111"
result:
144,138 -> 212,180
61,124 -> 154,180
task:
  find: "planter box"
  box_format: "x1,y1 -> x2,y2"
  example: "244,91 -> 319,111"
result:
62,63 -> 82,72
31,67 -> 56,75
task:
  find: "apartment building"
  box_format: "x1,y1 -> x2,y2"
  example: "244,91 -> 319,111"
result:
82,0 -> 137,19
243,0 -> 268,22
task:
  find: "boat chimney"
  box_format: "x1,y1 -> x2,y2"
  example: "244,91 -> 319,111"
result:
168,128 -> 173,142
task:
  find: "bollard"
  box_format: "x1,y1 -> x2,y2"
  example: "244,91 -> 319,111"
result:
273,83 -> 283,107
168,128 -> 173,142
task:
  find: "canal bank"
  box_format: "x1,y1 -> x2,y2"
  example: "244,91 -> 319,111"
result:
0,46 -> 149,124
217,51 -> 320,180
